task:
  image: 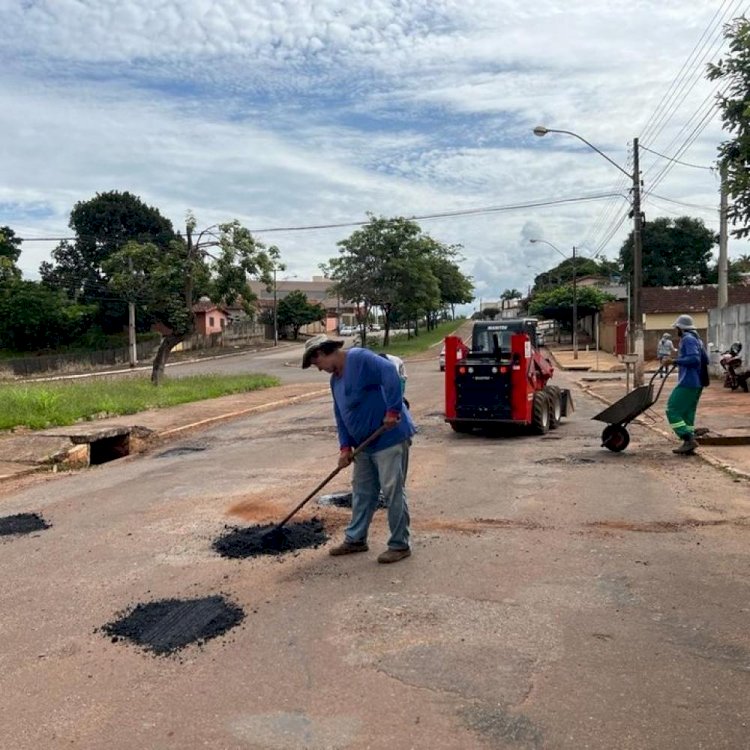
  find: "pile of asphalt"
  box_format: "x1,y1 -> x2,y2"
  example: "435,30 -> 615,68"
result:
213,518 -> 328,559
0,513 -> 51,537
102,595 -> 245,655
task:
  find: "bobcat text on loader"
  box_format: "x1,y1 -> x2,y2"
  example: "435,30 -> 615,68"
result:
444,319 -> 573,434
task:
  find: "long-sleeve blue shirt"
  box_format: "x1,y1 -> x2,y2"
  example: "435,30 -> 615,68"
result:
331,347 -> 416,453
675,330 -> 708,388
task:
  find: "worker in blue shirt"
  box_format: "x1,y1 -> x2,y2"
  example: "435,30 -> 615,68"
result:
302,335 -> 416,563
664,314 -> 710,455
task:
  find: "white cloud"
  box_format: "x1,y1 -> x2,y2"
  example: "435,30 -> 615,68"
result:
0,0 -> 743,301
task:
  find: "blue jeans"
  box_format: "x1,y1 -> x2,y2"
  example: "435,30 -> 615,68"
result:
345,439 -> 410,550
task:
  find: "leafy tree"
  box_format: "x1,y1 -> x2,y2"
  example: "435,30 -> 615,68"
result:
40,191 -> 177,331
527,285 -> 614,324
427,249 -> 474,322
500,288 -> 522,300
329,215 -> 448,346
708,17 -> 750,238
531,255 -> 619,295
481,307 -> 500,320
0,226 -> 22,283
619,216 -> 716,286
277,289 -> 325,339
105,215 -> 273,383
0,280 -> 96,352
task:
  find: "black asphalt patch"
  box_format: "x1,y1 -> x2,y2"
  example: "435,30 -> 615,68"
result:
102,595 -> 244,655
213,518 -> 328,559
0,513 -> 50,537
155,445 -> 208,458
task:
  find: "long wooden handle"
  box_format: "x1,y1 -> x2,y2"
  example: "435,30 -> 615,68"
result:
273,424 -> 389,530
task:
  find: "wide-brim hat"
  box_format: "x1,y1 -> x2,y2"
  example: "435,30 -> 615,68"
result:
301,334 -> 344,368
671,314 -> 696,331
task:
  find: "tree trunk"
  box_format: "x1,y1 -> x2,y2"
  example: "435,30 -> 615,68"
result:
151,334 -> 183,385
383,305 -> 392,347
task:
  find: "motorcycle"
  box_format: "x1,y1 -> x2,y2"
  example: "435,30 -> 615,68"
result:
719,342 -> 749,392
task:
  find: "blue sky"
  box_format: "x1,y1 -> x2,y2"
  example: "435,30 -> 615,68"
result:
0,0 -> 741,307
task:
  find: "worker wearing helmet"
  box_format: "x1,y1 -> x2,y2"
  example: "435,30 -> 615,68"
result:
656,333 -> 676,378
664,314 -> 710,455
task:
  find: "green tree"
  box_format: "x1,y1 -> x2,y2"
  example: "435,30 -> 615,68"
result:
426,249 -> 474,323
40,191 -> 177,332
277,289 -> 325,339
481,307 -> 500,320
708,17 -> 750,238
105,215 -> 273,383
619,216 -> 716,286
0,280 -> 96,352
527,285 -> 614,324
500,288 -> 522,300
0,226 -> 22,283
329,215 -> 449,346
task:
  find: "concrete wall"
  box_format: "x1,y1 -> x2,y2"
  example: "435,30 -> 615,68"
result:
707,303 -> 750,375
643,312 -> 708,331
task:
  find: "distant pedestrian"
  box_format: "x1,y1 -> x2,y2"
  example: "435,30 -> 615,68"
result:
302,335 -> 415,563
656,333 -> 676,378
665,315 -> 710,455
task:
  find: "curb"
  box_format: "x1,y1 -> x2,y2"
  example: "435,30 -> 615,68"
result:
576,382 -> 750,482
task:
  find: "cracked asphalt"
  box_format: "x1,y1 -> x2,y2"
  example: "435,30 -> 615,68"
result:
1,347 -> 749,749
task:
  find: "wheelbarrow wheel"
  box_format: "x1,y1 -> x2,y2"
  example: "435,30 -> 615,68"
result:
602,424 -> 630,452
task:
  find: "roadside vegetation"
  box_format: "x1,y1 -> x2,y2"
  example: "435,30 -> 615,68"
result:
0,374 -> 279,431
365,319 -> 465,358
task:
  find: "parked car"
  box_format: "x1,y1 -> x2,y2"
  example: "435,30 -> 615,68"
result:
369,323 -> 382,332
339,325 -> 356,336
439,345 -> 445,371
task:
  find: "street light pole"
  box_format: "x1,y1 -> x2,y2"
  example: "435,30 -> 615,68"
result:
272,265 -> 278,347
529,238 -> 578,359
533,126 -> 643,379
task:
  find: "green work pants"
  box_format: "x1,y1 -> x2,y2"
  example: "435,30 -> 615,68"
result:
666,386 -> 702,439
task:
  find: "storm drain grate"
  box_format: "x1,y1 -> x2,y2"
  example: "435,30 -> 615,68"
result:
102,595 -> 244,655
317,492 -> 387,509
213,518 -> 328,559
0,513 -> 50,537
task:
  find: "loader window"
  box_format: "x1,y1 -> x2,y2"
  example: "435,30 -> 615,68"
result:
474,329 -> 512,354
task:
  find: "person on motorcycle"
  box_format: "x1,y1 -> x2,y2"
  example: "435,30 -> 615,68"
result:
664,314 -> 710,455
656,333 -> 676,378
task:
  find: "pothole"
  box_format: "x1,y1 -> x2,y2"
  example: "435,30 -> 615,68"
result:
0,512 -> 51,537
213,518 -> 329,559
585,518 -> 750,533
89,434 -> 130,465
317,492 -> 387,509
156,445 -> 209,459
535,456 -> 597,465
101,594 -> 244,655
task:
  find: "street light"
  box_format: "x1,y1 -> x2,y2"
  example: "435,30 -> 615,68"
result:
533,125 -> 643,375
530,238 -> 578,359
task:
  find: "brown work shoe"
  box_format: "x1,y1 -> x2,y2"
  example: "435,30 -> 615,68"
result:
329,540 -> 368,556
377,548 -> 411,564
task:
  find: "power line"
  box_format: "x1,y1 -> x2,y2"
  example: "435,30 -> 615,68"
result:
639,144 -> 714,170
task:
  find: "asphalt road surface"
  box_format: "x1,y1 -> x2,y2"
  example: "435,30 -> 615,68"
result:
1,355 -> 749,749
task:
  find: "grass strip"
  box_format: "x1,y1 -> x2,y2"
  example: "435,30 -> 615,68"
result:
0,373 -> 280,431
365,319 -> 465,358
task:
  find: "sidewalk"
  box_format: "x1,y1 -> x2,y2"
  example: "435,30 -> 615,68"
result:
544,346 -> 625,373
0,382 -> 329,482
578,374 -> 750,480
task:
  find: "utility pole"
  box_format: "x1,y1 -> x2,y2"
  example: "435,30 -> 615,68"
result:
631,137 -> 644,384
572,245 -> 578,360
718,161 -> 729,309
128,256 -> 137,368
272,265 -> 278,347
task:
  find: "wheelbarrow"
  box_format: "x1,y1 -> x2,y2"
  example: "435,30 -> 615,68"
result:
592,367 -> 675,452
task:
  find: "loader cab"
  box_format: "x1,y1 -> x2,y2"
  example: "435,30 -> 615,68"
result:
470,319 -> 537,360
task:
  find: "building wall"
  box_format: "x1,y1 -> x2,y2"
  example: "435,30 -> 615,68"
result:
708,303 -> 750,376
598,301 -> 627,354
643,312 -> 708,331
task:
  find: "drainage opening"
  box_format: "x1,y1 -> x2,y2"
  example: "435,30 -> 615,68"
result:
213,518 -> 328,559
0,513 -> 51,537
102,594 -> 244,655
90,434 -> 130,465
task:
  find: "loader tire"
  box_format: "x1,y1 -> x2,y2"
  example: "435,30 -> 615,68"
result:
450,422 -> 473,434
546,385 -> 562,429
531,391 -> 550,434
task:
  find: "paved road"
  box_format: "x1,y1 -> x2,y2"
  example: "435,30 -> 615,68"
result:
1,357 -> 749,749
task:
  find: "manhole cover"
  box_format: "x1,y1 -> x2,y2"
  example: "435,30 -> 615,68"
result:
317,492 -> 387,509
213,518 -> 328,559
156,445 -> 208,458
0,513 -> 50,537
102,595 -> 244,655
